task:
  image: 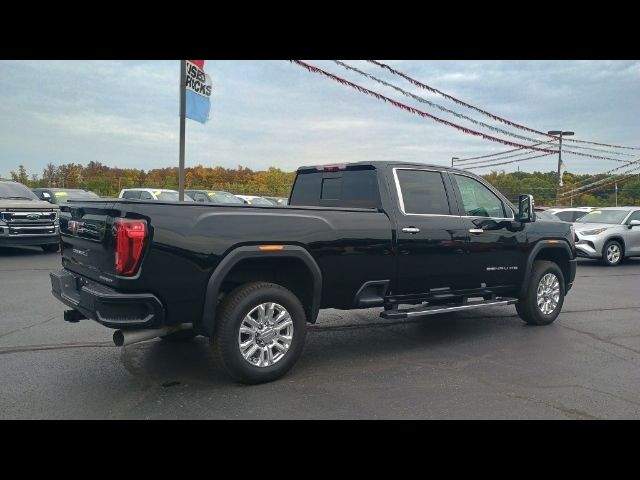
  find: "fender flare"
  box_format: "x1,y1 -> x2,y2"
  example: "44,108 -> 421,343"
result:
198,245 -> 323,337
519,240 -> 573,298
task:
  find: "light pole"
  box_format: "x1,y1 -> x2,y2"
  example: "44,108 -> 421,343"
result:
548,130 -> 574,205
451,157 -> 459,168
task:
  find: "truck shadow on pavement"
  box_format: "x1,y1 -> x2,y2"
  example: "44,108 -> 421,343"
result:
122,310 -> 524,387
0,246 -> 54,256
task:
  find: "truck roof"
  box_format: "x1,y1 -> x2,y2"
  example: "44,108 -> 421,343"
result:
296,160 -> 474,176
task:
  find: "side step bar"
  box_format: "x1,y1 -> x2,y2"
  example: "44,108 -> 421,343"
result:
380,297 -> 518,320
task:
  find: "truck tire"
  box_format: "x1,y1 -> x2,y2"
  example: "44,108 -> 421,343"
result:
601,240 -> 623,266
42,244 -> 59,253
212,281 -> 306,384
516,260 -> 565,326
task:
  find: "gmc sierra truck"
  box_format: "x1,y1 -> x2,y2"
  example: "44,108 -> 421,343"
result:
49,161 -> 577,383
1,179 -> 60,252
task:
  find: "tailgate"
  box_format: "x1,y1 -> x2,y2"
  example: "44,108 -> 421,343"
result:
59,201 -> 150,285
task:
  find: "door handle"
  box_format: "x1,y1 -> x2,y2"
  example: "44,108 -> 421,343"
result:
469,229 -> 484,234
402,227 -> 421,234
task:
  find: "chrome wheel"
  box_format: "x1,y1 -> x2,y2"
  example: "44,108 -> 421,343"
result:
237,302 -> 294,368
536,273 -> 560,315
606,244 -> 621,264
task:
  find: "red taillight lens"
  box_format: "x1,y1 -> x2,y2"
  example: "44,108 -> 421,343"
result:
114,219 -> 147,276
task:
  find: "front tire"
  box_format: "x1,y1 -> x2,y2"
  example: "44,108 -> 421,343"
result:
516,260 -> 565,325
212,282 -> 307,384
601,240 -> 623,266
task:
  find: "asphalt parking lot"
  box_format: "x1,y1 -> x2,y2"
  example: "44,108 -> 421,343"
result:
1,246 -> 639,419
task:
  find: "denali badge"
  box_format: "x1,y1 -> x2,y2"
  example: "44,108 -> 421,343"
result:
486,266 -> 519,271
72,248 -> 88,257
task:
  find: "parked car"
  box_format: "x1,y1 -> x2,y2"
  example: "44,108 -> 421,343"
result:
573,207 -> 640,266
33,188 -> 100,204
118,188 -> 194,201
50,161 -> 576,384
263,196 -> 288,206
0,179 -> 60,252
546,207 -> 594,223
236,195 -> 276,206
185,190 -> 244,204
535,210 -> 564,222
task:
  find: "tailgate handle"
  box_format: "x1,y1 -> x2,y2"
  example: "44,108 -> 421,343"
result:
402,227 -> 421,234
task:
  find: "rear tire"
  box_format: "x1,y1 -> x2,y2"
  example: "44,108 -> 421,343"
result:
516,260 -> 565,326
212,282 -> 306,384
601,240 -> 623,266
41,244 -> 59,253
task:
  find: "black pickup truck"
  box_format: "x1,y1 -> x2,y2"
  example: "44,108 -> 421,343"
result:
50,161 -> 577,383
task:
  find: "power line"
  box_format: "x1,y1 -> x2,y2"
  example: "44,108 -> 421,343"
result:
562,158 -> 640,190
291,61 -> 558,153
460,150 -> 558,167
464,153 -> 557,170
332,60 -> 560,149
560,171 -> 640,200
560,165 -> 640,197
367,60 -> 640,151
453,141 -> 557,162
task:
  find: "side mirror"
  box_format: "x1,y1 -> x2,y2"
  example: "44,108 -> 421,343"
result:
41,192 -> 52,203
518,194 -> 536,223
628,220 -> 640,228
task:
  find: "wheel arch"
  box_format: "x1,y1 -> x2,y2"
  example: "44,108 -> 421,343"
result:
519,240 -> 573,298
198,245 -> 322,337
603,236 -> 626,257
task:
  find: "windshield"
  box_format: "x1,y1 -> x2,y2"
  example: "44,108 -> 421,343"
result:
0,182 -> 38,200
210,192 -> 244,204
157,191 -> 194,201
576,209 -> 628,225
53,190 -> 100,202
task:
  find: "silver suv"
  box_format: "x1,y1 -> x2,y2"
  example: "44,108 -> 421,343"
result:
574,207 -> 640,266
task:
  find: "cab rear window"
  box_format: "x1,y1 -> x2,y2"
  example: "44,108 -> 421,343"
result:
290,167 -> 380,209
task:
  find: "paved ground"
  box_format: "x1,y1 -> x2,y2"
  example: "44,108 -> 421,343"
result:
1,245 -> 640,419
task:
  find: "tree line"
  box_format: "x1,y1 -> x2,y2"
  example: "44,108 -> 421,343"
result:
4,162 -> 640,207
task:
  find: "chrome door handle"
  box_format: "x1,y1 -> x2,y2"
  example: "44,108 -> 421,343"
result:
402,227 -> 421,234
469,229 -> 484,234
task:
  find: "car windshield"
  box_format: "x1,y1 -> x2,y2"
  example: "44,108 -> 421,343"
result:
209,192 -> 244,204
576,209 -> 628,225
0,182 -> 38,200
53,190 -> 100,202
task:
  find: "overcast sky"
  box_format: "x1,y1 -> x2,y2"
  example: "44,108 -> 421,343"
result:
1,60 -> 638,178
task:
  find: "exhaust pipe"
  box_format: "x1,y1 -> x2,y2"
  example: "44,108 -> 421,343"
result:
113,323 -> 193,347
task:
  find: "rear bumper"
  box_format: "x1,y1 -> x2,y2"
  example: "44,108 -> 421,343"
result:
0,233 -> 58,247
49,268 -> 165,329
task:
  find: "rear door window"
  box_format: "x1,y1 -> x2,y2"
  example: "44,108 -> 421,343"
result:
395,169 -> 451,215
139,191 -> 153,200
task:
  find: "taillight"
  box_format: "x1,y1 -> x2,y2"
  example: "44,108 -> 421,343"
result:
114,219 -> 147,276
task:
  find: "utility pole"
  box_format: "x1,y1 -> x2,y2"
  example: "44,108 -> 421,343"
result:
548,130 -> 574,206
451,157 -> 459,168
178,60 -> 187,201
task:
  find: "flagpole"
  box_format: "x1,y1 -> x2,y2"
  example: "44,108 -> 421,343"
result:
178,60 -> 186,201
